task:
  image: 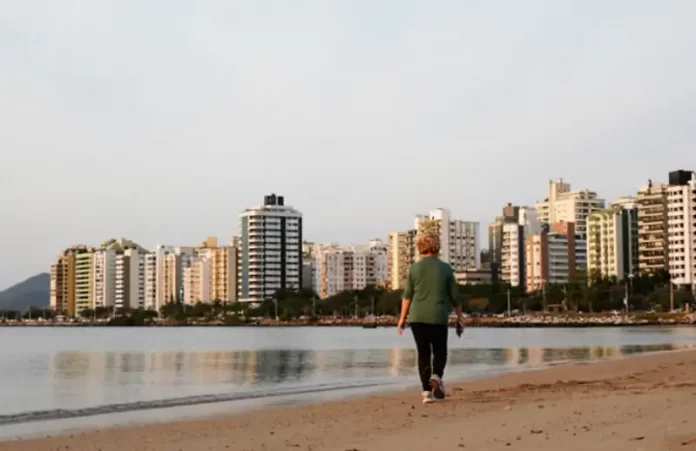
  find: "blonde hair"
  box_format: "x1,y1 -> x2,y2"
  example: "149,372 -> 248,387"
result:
416,229 -> 440,255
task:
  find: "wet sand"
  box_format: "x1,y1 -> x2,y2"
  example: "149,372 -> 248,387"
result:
3,349 -> 696,451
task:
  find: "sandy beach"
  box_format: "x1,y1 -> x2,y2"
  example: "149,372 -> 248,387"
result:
3,349 -> 696,451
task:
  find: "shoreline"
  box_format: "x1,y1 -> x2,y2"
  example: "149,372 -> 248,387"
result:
4,349 -> 696,450
3,312 -> 696,328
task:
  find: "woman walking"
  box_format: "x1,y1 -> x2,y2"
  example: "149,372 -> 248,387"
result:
397,229 -> 463,404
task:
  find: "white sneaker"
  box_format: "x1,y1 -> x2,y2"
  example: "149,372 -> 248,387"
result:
422,391 -> 434,404
430,375 -> 446,400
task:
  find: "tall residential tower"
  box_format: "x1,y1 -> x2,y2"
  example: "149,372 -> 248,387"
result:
239,194 -> 303,302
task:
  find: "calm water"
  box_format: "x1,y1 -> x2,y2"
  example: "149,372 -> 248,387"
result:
2,326 -> 696,438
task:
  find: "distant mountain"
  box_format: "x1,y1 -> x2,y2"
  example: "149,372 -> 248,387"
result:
0,273 -> 50,311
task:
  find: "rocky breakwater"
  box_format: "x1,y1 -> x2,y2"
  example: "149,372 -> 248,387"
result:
467,313 -> 696,328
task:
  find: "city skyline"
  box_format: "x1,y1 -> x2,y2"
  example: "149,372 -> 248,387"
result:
45,168 -> 696,315
3,1 -> 696,288
4,170 -> 693,292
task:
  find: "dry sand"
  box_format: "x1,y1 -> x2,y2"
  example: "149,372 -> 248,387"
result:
3,350 -> 696,451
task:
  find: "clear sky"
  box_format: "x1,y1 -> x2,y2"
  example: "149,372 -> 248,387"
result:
1,0 -> 695,289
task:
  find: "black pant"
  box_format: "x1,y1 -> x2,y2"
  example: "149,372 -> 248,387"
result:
410,323 -> 448,391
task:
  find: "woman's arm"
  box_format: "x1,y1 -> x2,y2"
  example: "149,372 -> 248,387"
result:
449,269 -> 464,333
398,299 -> 411,323
398,269 -> 414,335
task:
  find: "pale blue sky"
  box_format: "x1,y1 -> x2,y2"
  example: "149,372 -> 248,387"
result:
2,0 -> 696,289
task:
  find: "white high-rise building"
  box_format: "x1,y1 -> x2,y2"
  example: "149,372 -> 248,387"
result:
501,207 -> 541,288
413,208 -> 479,271
147,245 -> 175,310
667,170 -> 696,293
364,239 -> 388,284
536,178 -> 605,238
313,239 -> 389,299
92,249 -> 116,309
239,194 -> 303,302
144,252 -> 157,310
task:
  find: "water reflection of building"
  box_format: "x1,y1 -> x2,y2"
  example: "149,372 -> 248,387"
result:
526,348 -> 545,367
388,348 -> 413,376
41,341 -> 696,412
503,347 -> 522,366
588,346 -> 620,360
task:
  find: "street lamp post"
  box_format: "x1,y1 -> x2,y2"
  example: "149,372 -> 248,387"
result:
670,282 -> 675,312
542,280 -> 547,313
506,288 -> 511,317
624,274 -> 634,315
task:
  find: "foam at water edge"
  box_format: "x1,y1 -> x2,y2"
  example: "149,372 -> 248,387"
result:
0,380 -> 386,427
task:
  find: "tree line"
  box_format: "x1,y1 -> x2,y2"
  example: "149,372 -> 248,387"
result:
3,270 -> 691,324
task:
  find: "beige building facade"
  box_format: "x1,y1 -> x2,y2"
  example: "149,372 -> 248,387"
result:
637,182 -> 670,274
74,249 -> 95,314
525,222 -> 585,291
50,246 -> 95,316
388,230 -> 416,290
535,178 -> 605,238
587,203 -> 639,281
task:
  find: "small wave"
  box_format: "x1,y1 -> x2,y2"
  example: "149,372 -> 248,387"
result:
0,381 -> 384,427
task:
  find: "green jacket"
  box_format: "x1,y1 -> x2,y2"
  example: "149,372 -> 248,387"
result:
403,256 -> 460,325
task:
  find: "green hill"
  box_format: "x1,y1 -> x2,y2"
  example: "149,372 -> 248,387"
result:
0,273 -> 50,311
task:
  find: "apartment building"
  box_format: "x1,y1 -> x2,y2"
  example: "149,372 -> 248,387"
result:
302,259 -> 315,290
50,248 -> 80,316
313,240 -> 389,299
488,203 -> 525,280
114,248 -> 146,310
239,194 -> 303,302
454,268 -> 493,285
183,254 -> 212,305
211,247 -> 237,303
92,249 -> 116,309
502,222 -> 524,287
313,245 -> 347,298
525,222 -> 586,291
388,230 -> 416,290
414,208 -> 479,271
356,239 -> 388,284
74,249 -> 95,314
185,237 -> 238,303
144,252 -> 158,310
159,248 -> 197,305
50,246 -> 96,316
500,207 -> 541,288
587,201 -> 639,281
535,178 -> 606,238
666,170 -> 696,292
637,181 -> 670,274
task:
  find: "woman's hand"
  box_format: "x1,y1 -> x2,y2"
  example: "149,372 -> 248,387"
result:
456,317 -> 464,338
397,318 -> 406,335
